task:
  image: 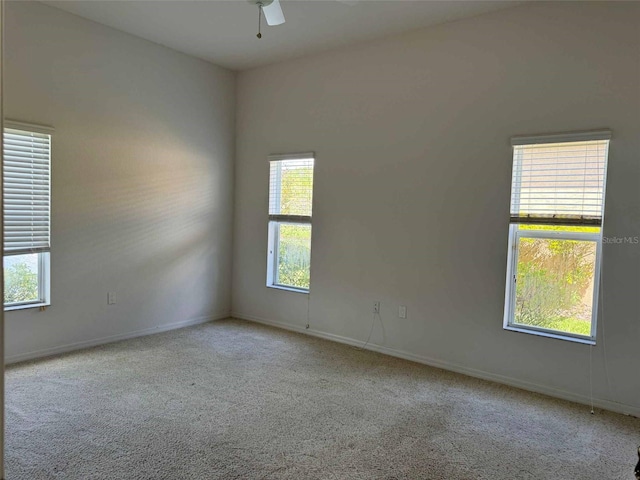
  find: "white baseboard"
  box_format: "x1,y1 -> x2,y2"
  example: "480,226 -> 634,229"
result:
6,312 -> 230,365
232,312 -> 640,419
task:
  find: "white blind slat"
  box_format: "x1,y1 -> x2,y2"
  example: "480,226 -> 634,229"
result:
510,138 -> 609,225
3,126 -> 51,254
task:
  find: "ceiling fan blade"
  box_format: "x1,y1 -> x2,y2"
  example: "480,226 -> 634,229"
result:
262,0 -> 285,26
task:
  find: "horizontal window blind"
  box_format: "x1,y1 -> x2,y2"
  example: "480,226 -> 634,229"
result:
3,126 -> 51,254
510,135 -> 609,226
269,154 -> 314,223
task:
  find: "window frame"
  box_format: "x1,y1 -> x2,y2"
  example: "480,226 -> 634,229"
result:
267,220 -> 312,294
503,130 -> 610,344
3,121 -> 53,311
503,225 -> 601,344
266,152 -> 314,294
4,252 -> 51,311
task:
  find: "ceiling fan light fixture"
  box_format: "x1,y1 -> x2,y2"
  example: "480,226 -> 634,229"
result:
248,0 -> 285,29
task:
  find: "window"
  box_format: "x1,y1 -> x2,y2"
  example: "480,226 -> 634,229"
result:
504,131 -> 610,343
3,122 -> 52,310
267,153 -> 314,292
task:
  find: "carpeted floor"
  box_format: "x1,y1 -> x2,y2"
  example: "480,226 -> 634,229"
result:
5,318 -> 639,479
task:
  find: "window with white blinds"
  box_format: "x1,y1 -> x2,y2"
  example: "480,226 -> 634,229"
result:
503,129 -> 610,344
3,124 -> 52,255
268,154 -> 314,223
510,131 -> 611,226
266,153 -> 314,292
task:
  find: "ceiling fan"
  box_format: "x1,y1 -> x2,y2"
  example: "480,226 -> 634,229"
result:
248,0 -> 357,39
248,0 -> 285,39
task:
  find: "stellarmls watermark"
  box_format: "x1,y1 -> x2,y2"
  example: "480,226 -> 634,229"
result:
602,236 -> 639,245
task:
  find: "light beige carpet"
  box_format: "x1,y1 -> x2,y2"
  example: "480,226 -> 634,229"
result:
6,318 -> 639,479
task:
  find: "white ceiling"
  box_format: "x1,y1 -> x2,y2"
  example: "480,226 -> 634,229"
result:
43,0 -> 522,71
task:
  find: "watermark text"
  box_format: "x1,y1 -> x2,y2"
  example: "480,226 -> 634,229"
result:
603,236 -> 639,245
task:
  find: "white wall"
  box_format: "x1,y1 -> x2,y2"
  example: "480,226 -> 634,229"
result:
233,2 -> 640,415
4,1 -> 235,362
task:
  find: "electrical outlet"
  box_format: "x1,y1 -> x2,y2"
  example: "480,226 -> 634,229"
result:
108,292 -> 116,305
373,301 -> 380,314
399,305 -> 407,319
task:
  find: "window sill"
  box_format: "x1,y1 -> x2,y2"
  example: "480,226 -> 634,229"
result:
504,325 -> 595,345
267,284 -> 309,294
5,302 -> 50,312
